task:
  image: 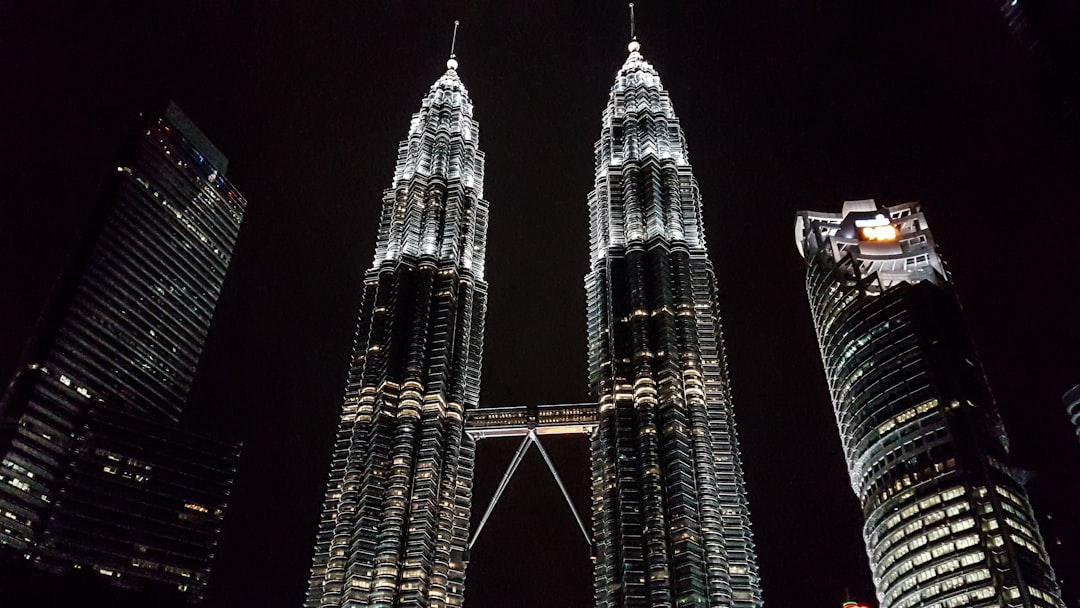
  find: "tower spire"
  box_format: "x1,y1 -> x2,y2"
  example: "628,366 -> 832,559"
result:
627,3 -> 640,53
447,20 -> 460,70
303,16 -> 488,608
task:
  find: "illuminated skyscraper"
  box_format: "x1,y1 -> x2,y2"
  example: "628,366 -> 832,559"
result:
303,24 -> 770,608
303,50 -> 487,607
584,38 -> 762,608
796,200 -> 1064,608
0,102 -> 245,600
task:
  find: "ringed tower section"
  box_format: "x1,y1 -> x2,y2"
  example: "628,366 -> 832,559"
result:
304,35 -> 489,608
585,31 -> 763,608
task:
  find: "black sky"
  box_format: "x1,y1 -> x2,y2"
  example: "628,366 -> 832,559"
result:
2,2 -> 1080,607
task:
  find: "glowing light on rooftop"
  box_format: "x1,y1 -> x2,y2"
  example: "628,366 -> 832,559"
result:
860,224 -> 898,241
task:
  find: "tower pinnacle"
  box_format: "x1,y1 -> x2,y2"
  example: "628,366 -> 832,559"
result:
447,19 -> 460,70
627,3 -> 640,53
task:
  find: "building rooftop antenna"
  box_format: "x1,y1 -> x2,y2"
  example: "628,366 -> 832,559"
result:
447,20 -> 460,70
628,4 -> 640,53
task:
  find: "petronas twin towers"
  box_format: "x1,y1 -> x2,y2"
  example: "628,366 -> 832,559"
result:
304,34 -> 761,608
586,40 -> 760,608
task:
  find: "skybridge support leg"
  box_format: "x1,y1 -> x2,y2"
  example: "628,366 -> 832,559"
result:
466,429 -> 593,557
530,431 -> 592,548
468,432 -> 532,551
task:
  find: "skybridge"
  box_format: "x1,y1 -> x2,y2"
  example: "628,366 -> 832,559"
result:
464,402 -> 597,439
463,402 -> 599,555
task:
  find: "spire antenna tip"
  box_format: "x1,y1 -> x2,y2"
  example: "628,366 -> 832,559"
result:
447,20 -> 460,70
627,3 -> 640,53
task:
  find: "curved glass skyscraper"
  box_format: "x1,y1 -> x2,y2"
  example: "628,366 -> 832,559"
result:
304,56 -> 488,608
585,40 -> 762,608
796,200 -> 1064,608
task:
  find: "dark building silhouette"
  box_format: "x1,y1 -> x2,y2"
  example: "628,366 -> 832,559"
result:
1065,385 -> 1080,446
996,0 -> 1080,150
796,200 -> 1064,608
1053,385 -> 1080,607
0,102 -> 245,601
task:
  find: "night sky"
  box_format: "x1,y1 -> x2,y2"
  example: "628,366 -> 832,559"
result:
3,2 -> 1080,607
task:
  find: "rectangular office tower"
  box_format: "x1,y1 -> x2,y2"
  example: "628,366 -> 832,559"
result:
0,102 -> 245,601
303,59 -> 487,607
795,200 -> 1064,608
585,40 -> 762,608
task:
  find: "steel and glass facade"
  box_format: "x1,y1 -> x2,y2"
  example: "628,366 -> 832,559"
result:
32,407 -> 240,597
304,60 -> 488,607
796,200 -> 1064,608
585,41 -> 762,608
0,102 -> 245,600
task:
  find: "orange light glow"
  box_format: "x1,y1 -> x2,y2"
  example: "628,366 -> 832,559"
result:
860,225 -> 898,241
